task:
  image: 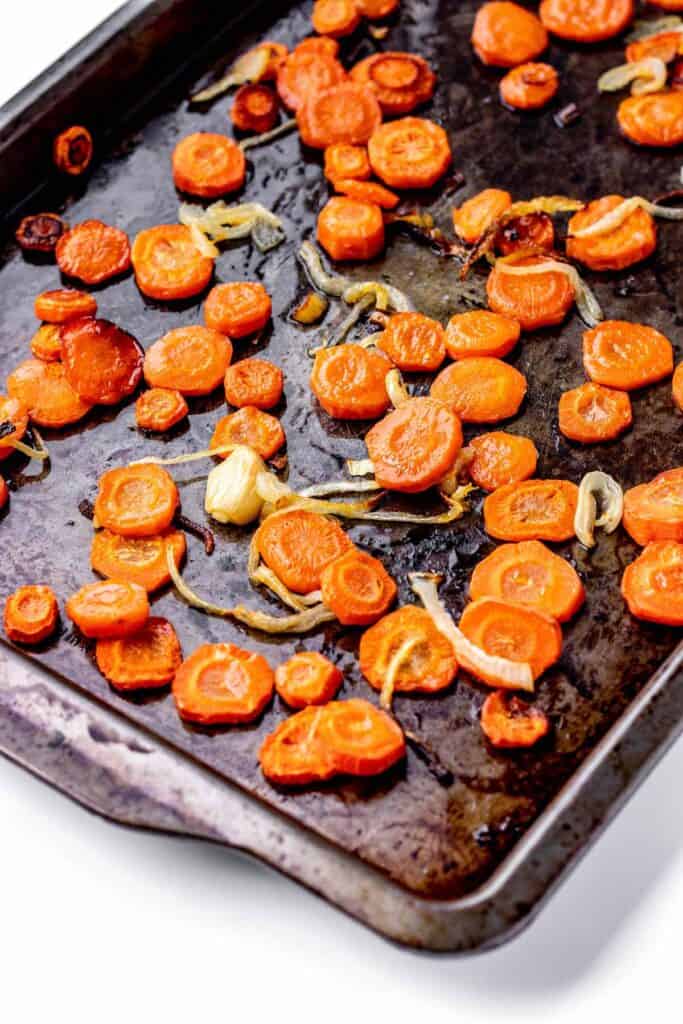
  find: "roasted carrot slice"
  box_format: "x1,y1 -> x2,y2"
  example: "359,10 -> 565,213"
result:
470,540 -> 584,621
0,395 -> 29,461
135,388 -> 188,432
558,382 -> 632,443
94,464 -> 179,537
318,699 -> 405,776
317,196 -> 385,261
311,0 -> 361,37
173,642 -> 274,724
376,311 -> 446,371
256,508 -> 354,594
96,617 -> 182,691
30,325 -> 63,362
355,0 -> 400,17
131,225 -> 214,301
56,220 -> 131,285
61,317 -> 143,406
673,363 -> 683,411
277,51 -> 347,112
460,597 -> 562,679
582,320 -> 673,391
360,605 -> 458,693
500,62 -> 559,110
484,479 -> 579,542
172,132 -> 246,197
481,690 -> 550,749
210,406 -> 285,459
260,705 -> 337,785
320,549 -> 397,625
539,0 -> 634,42
365,396 -> 463,492
468,431 -> 538,492
332,178 -> 400,210
0,476 -> 7,510
472,2 -> 548,67
91,529 -> 186,592
34,289 -> 97,324
204,281 -> 272,338
621,541 -> 683,625
4,585 -> 58,645
566,195 -> 657,272
6,359 -> 93,428
445,310 -> 521,360
231,84 -> 279,134
16,212 -> 67,254
53,125 -> 93,176
626,31 -> 683,64
623,468 -> 683,545
453,189 -> 512,245
294,36 -> 341,58
486,255 -> 575,331
495,213 -> 555,257
298,82 -> 382,149
66,580 -> 149,640
310,343 -> 391,419
224,357 -> 283,410
430,357 -> 527,423
368,117 -> 451,189
350,52 -> 436,116
617,91 -> 683,147
324,143 -> 371,182
275,652 -> 343,708
144,326 -> 232,396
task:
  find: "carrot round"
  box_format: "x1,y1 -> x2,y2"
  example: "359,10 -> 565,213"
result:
224,357 -> 283,410
317,196 -> 385,261
460,597 -> 562,680
231,84 -> 279,134
472,2 -> 548,67
56,220 -> 131,285
210,406 -> 285,460
470,539 -> 584,621
445,310 -> 521,360
318,699 -> 405,776
131,225 -> 214,301
622,541 -> 683,625
34,289 -> 97,324
324,143 -> 371,182
673,363 -> 683,411
430,357 -> 527,423
558,382 -> 632,443
94,464 -> 179,537
173,642 -> 274,724
66,580 -> 149,640
61,317 -> 144,406
320,549 -> 397,625
360,605 -> 458,694
453,188 -> 512,245
256,508 -> 354,594
310,343 -> 391,419
144,326 -> 232,396
294,37 -> 341,59
567,195 -> 656,272
91,529 -> 186,592
481,690 -> 550,749
467,431 -> 538,492
484,479 -> 579,542
7,359 -> 93,428
30,325 -> 63,363
135,388 -> 188,432
204,282 -> 272,338
53,125 -> 93,176
500,63 -> 559,110
376,312 -> 446,371
617,91 -> 683,147
299,82 -> 382,149
16,212 -> 67,254
172,132 -> 246,197
4,585 -> 58,645
368,117 -> 451,189
96,617 -> 182,691
582,320 -> 673,391
275,652 -> 343,708
350,52 -> 436,115
626,31 -> 683,64
539,0 -> 634,43
277,51 -> 347,112
355,0 -> 400,16
623,468 -> 683,545
0,395 -> 29,461
260,705 -> 337,785
495,212 -> 555,257
366,396 -> 463,493
332,178 -> 400,210
486,255 -> 575,331
311,0 -> 361,37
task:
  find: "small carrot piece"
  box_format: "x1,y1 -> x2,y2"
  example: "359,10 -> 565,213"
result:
131,225 -> 214,301
617,91 -> 683,147
298,82 -> 382,149
260,705 -> 337,785
332,178 -> 400,210
472,2 -> 548,67
470,540 -> 585,622
430,357 -> 527,423
311,0 -> 361,37
96,617 -> 182,691
211,406 -> 285,460
495,213 -> 555,257
173,642 -> 274,724
673,363 -> 683,411
459,597 -> 562,680
16,212 -> 67,254
558,382 -> 632,443
255,508 -> 354,594
30,325 -> 63,363
94,464 -> 179,537
621,541 -> 683,625
626,31 -> 683,65
204,281 -> 272,338
224,357 -> 283,410
350,51 -> 436,116
6,359 -> 93,428
231,84 -> 279,134
0,395 -> 29,461
365,396 -> 463,492
355,0 -> 400,17
467,431 -> 538,492
56,220 -> 131,285
484,479 -> 579,542
317,196 -> 385,261
53,125 -> 93,175
481,690 -> 550,749
623,468 -> 683,545
376,311 -> 446,371
277,51 -> 347,112
294,37 -> 341,58
91,529 -> 186,592
34,289 -> 97,324
66,580 -> 149,639
445,310 -> 521,360
61,317 -> 144,406
135,388 -> 188,432
144,326 -> 232,396
275,652 -> 343,708
320,549 -> 397,625
310,344 -> 391,419
500,62 -> 559,110
359,605 -> 458,694
567,196 -> 656,272
539,0 -> 634,43
486,255 -> 575,331
368,117 -> 452,189
324,143 -> 371,182
317,699 -> 405,776
453,189 -> 512,245
4,585 -> 59,645
582,320 -> 673,391
172,132 -> 246,197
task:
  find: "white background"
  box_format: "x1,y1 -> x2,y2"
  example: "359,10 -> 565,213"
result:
1,3 -> 682,1022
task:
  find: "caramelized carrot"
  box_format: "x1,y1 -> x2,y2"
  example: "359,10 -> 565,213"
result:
376,312 -> 446,371
500,63 -> 559,110
470,540 -> 585,621
495,212 -> 555,256
275,652 -> 343,708
453,189 -> 512,245
61,317 -> 144,405
430,357 -> 527,423
621,541 -> 683,625
468,431 -> 538,492
144,326 -> 232,396
4,585 -> 58,645
366,396 -> 463,492
94,464 -> 179,537
558,382 -> 632,443
7,359 -> 93,428
350,52 -> 436,115
53,125 -> 93,175
204,281 -> 272,338
317,196 -> 385,261
368,117 -> 451,189
359,605 -> 458,694
623,468 -> 683,545
312,0 -> 361,37
224,357 -> 283,410
34,289 -> 97,324
445,310 -> 521,360
484,479 -> 579,542
96,617 -> 182,691
277,50 -> 347,112
255,508 -> 354,594
260,705 -> 337,785
91,529 -> 186,592
324,143 -> 371,182
472,2 -> 548,67
481,690 -> 550,748
56,220 -> 131,285
332,178 -> 400,209
673,363 -> 683,411
135,388 -> 188,432
355,0 -> 400,16
460,597 -> 562,679
231,84 -> 279,134
131,225 -> 214,301
486,255 -> 575,331
617,91 -> 683,147
582,320 -> 673,391
539,0 -> 634,42
210,407 -> 285,460
0,395 -> 29,461
318,699 -> 405,776
567,196 -> 657,271
298,82 -> 382,149
30,325 -> 63,362
310,344 -> 391,419
320,549 -> 397,625
173,642 -> 274,724
172,132 -> 246,197
66,580 -> 149,639
16,212 -> 67,254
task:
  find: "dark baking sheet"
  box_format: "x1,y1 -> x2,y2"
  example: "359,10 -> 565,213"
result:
1,0 -> 682,904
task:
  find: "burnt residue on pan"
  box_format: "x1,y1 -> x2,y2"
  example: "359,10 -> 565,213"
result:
0,0 -> 681,900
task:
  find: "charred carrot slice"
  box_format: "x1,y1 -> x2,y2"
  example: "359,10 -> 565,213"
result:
626,31 -> 683,64
34,289 -> 97,324
255,508 -> 354,594
539,0 -> 634,43
277,51 -> 347,112
224,357 -> 283,410
355,0 -> 400,17
431,357 -> 527,423
61,317 -> 144,406
96,617 -> 182,691
368,117 -> 452,189
231,84 -> 279,134
332,178 -> 400,210
172,132 -> 246,197
366,396 -> 463,492
0,395 -> 29,461
484,479 -> 579,542
359,605 -> 458,694
311,0 -> 361,37
131,225 -> 214,301
459,597 -> 562,679
453,189 -> 512,245
91,529 -> 186,592
6,359 -> 93,428
486,255 -> 575,331
481,690 -> 550,749
260,705 -> 337,785
310,344 -> 391,419
617,91 -> 683,147
582,320 -> 673,391
445,310 -> 521,360
472,2 -> 548,67
350,52 -> 436,116
66,580 -> 149,640
623,468 -> 683,545
144,326 -> 232,396
298,82 -> 382,149
56,220 -> 131,285
674,363 -> 683,411
376,312 -> 446,371
94,464 -> 179,537
495,213 -> 555,257
468,431 -> 538,492
318,699 -> 405,776
621,541 -> 683,625
324,143 -> 371,182
16,212 -> 67,253
204,282 -> 272,338
567,195 -> 657,272
173,642 -> 274,724
294,36 -> 341,58
317,196 -> 385,261
4,585 -> 58,645
275,652 -> 343,708
320,549 -> 397,625
558,382 -> 632,443
53,125 -> 93,175
30,325 -> 63,363
470,540 -> 584,621
135,388 -> 188,432
211,406 -> 285,459
500,63 -> 559,110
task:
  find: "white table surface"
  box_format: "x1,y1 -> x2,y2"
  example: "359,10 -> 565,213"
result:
1,3 -> 682,1021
